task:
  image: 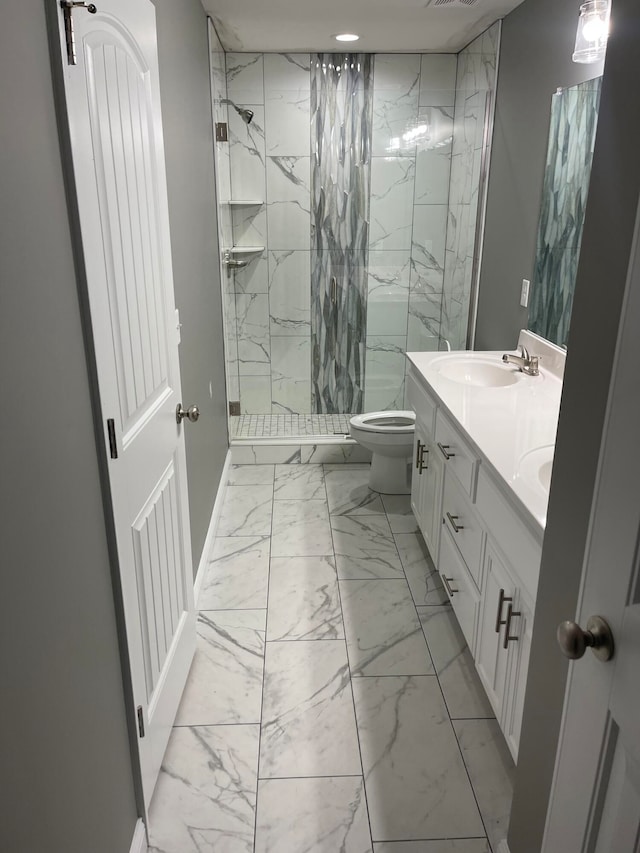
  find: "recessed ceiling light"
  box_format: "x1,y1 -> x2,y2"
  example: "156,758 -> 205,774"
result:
334,33 -> 360,42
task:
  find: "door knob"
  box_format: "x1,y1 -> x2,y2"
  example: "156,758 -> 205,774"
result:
556,615 -> 614,662
176,404 -> 200,424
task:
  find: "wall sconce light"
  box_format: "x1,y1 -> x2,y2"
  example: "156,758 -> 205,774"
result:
572,0 -> 610,64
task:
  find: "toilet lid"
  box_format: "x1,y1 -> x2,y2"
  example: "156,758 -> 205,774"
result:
349,410 -> 416,434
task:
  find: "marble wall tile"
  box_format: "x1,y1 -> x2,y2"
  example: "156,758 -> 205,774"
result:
367,251 -> 411,337
266,156 -> 311,250
255,776 -> 372,853
407,293 -> 443,353
217,484 -> 273,536
232,204 -> 267,247
325,464 -> 385,515
229,105 -> 266,202
417,605 -> 494,719
260,640 -> 361,777
264,53 -> 311,94
394,532 -> 448,605
419,54 -> 457,107
265,91 -> 311,157
414,111 -> 454,204
226,52 -> 264,104
369,157 -> 416,251
199,535 -> 270,610
331,514 -> 404,579
274,463 -> 325,500
453,719 -> 515,852
371,55 -> 420,157
236,293 -> 270,375
271,499 -> 333,556
270,336 -> 311,413
352,676 -> 484,841
410,204 -> 448,297
340,579 -> 434,676
267,556 -> 344,641
300,444 -> 372,464
232,444 -> 302,464
374,841 -> 490,852
268,250 -> 310,335
233,253 -> 269,295
239,375 -> 271,414
364,335 -> 407,412
175,610 -> 266,726
148,724 -> 259,853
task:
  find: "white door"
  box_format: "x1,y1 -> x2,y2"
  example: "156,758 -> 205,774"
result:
542,197 -> 640,850
55,0 -> 196,809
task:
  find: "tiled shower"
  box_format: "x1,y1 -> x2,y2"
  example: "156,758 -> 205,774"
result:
209,23 -> 499,436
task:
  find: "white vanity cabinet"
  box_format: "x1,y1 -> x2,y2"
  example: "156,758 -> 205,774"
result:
408,363 -> 542,762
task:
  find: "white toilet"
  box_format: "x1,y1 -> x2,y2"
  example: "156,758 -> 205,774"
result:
349,410 -> 416,494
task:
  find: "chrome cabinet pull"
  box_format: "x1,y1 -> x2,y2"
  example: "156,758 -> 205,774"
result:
445,512 -> 464,533
442,575 -> 458,597
415,439 -> 423,469
495,588 -> 513,634
438,442 -> 455,460
415,440 -> 428,473
331,276 -> 337,304
503,603 -> 521,649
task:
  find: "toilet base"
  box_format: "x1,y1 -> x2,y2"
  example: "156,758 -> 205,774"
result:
369,452 -> 411,494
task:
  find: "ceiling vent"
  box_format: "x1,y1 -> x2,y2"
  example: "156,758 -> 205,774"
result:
427,0 -> 481,8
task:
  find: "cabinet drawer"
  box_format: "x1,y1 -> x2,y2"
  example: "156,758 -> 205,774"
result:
435,411 -> 479,498
439,526 -> 480,652
407,370 -> 437,439
476,468 -> 542,600
442,473 -> 484,590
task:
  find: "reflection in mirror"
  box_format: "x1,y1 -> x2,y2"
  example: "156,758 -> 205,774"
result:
529,77 -> 602,347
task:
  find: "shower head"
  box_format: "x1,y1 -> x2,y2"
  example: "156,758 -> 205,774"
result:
235,106 -> 254,125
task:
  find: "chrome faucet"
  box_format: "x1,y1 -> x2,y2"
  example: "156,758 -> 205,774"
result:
502,345 -> 540,376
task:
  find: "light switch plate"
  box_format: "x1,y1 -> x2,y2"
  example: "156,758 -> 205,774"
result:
520,279 -> 530,308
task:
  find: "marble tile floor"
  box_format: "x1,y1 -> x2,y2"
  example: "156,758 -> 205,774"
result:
147,463 -> 514,853
230,413 -> 354,439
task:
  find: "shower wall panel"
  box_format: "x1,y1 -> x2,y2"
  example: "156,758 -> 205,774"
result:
310,54 -> 373,414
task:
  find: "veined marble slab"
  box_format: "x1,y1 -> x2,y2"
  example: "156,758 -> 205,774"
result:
324,464 -> 385,515
260,640 -> 361,777
217,484 -> 273,536
199,536 -> 270,610
273,463 -> 325,500
395,531 -> 448,605
331,514 -> 404,579
228,464 -> 275,486
267,555 -> 343,641
271,498 -> 333,556
381,494 -> 420,534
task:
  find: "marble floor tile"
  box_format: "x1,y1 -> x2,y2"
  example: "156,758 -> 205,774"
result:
199,536 -> 270,610
274,463 -> 325,500
395,532 -> 449,605
267,556 -> 343,640
374,841 -> 490,853
260,640 -> 361,778
271,499 -> 333,556
453,719 -> 515,852
331,514 -> 404,579
228,464 -> 275,486
175,611 -> 265,726
381,494 -> 420,534
255,776 -> 372,853
147,724 -> 259,853
340,579 -> 433,676
352,676 -> 484,841
324,464 -> 385,515
217,485 -> 273,537
417,605 -> 494,719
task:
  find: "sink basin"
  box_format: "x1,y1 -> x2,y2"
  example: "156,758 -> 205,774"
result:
518,445 -> 555,494
432,356 -> 521,388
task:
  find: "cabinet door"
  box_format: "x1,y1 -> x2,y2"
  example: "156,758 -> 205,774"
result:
411,421 -> 428,531
502,592 -> 533,761
475,543 -> 516,719
422,437 -> 444,559
439,526 -> 480,651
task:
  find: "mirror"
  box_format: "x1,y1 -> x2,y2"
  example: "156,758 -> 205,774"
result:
528,76 -> 602,347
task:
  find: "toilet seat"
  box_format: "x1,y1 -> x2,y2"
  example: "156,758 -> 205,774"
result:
349,410 -> 416,434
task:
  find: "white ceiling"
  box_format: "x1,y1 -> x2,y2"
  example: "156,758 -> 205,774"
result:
202,0 -> 526,54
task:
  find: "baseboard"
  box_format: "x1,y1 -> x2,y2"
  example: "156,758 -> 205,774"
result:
496,840 -> 511,853
193,449 -> 231,605
129,819 -> 146,853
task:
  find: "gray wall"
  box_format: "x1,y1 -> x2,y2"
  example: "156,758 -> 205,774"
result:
509,0 -> 640,848
475,0 -> 604,349
0,2 -> 138,851
153,0 -> 228,572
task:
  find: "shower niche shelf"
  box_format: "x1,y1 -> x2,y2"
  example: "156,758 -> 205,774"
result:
224,246 -> 265,255
226,200 -> 263,206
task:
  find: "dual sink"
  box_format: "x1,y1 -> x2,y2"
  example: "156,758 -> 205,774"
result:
429,352 -> 554,496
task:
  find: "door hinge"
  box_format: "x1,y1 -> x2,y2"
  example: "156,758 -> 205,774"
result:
61,1 -> 98,66
137,705 -> 145,738
229,400 -> 241,416
215,122 -> 228,142
107,418 -> 118,459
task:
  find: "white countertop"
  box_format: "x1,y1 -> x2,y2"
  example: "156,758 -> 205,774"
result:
406,332 -> 565,534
